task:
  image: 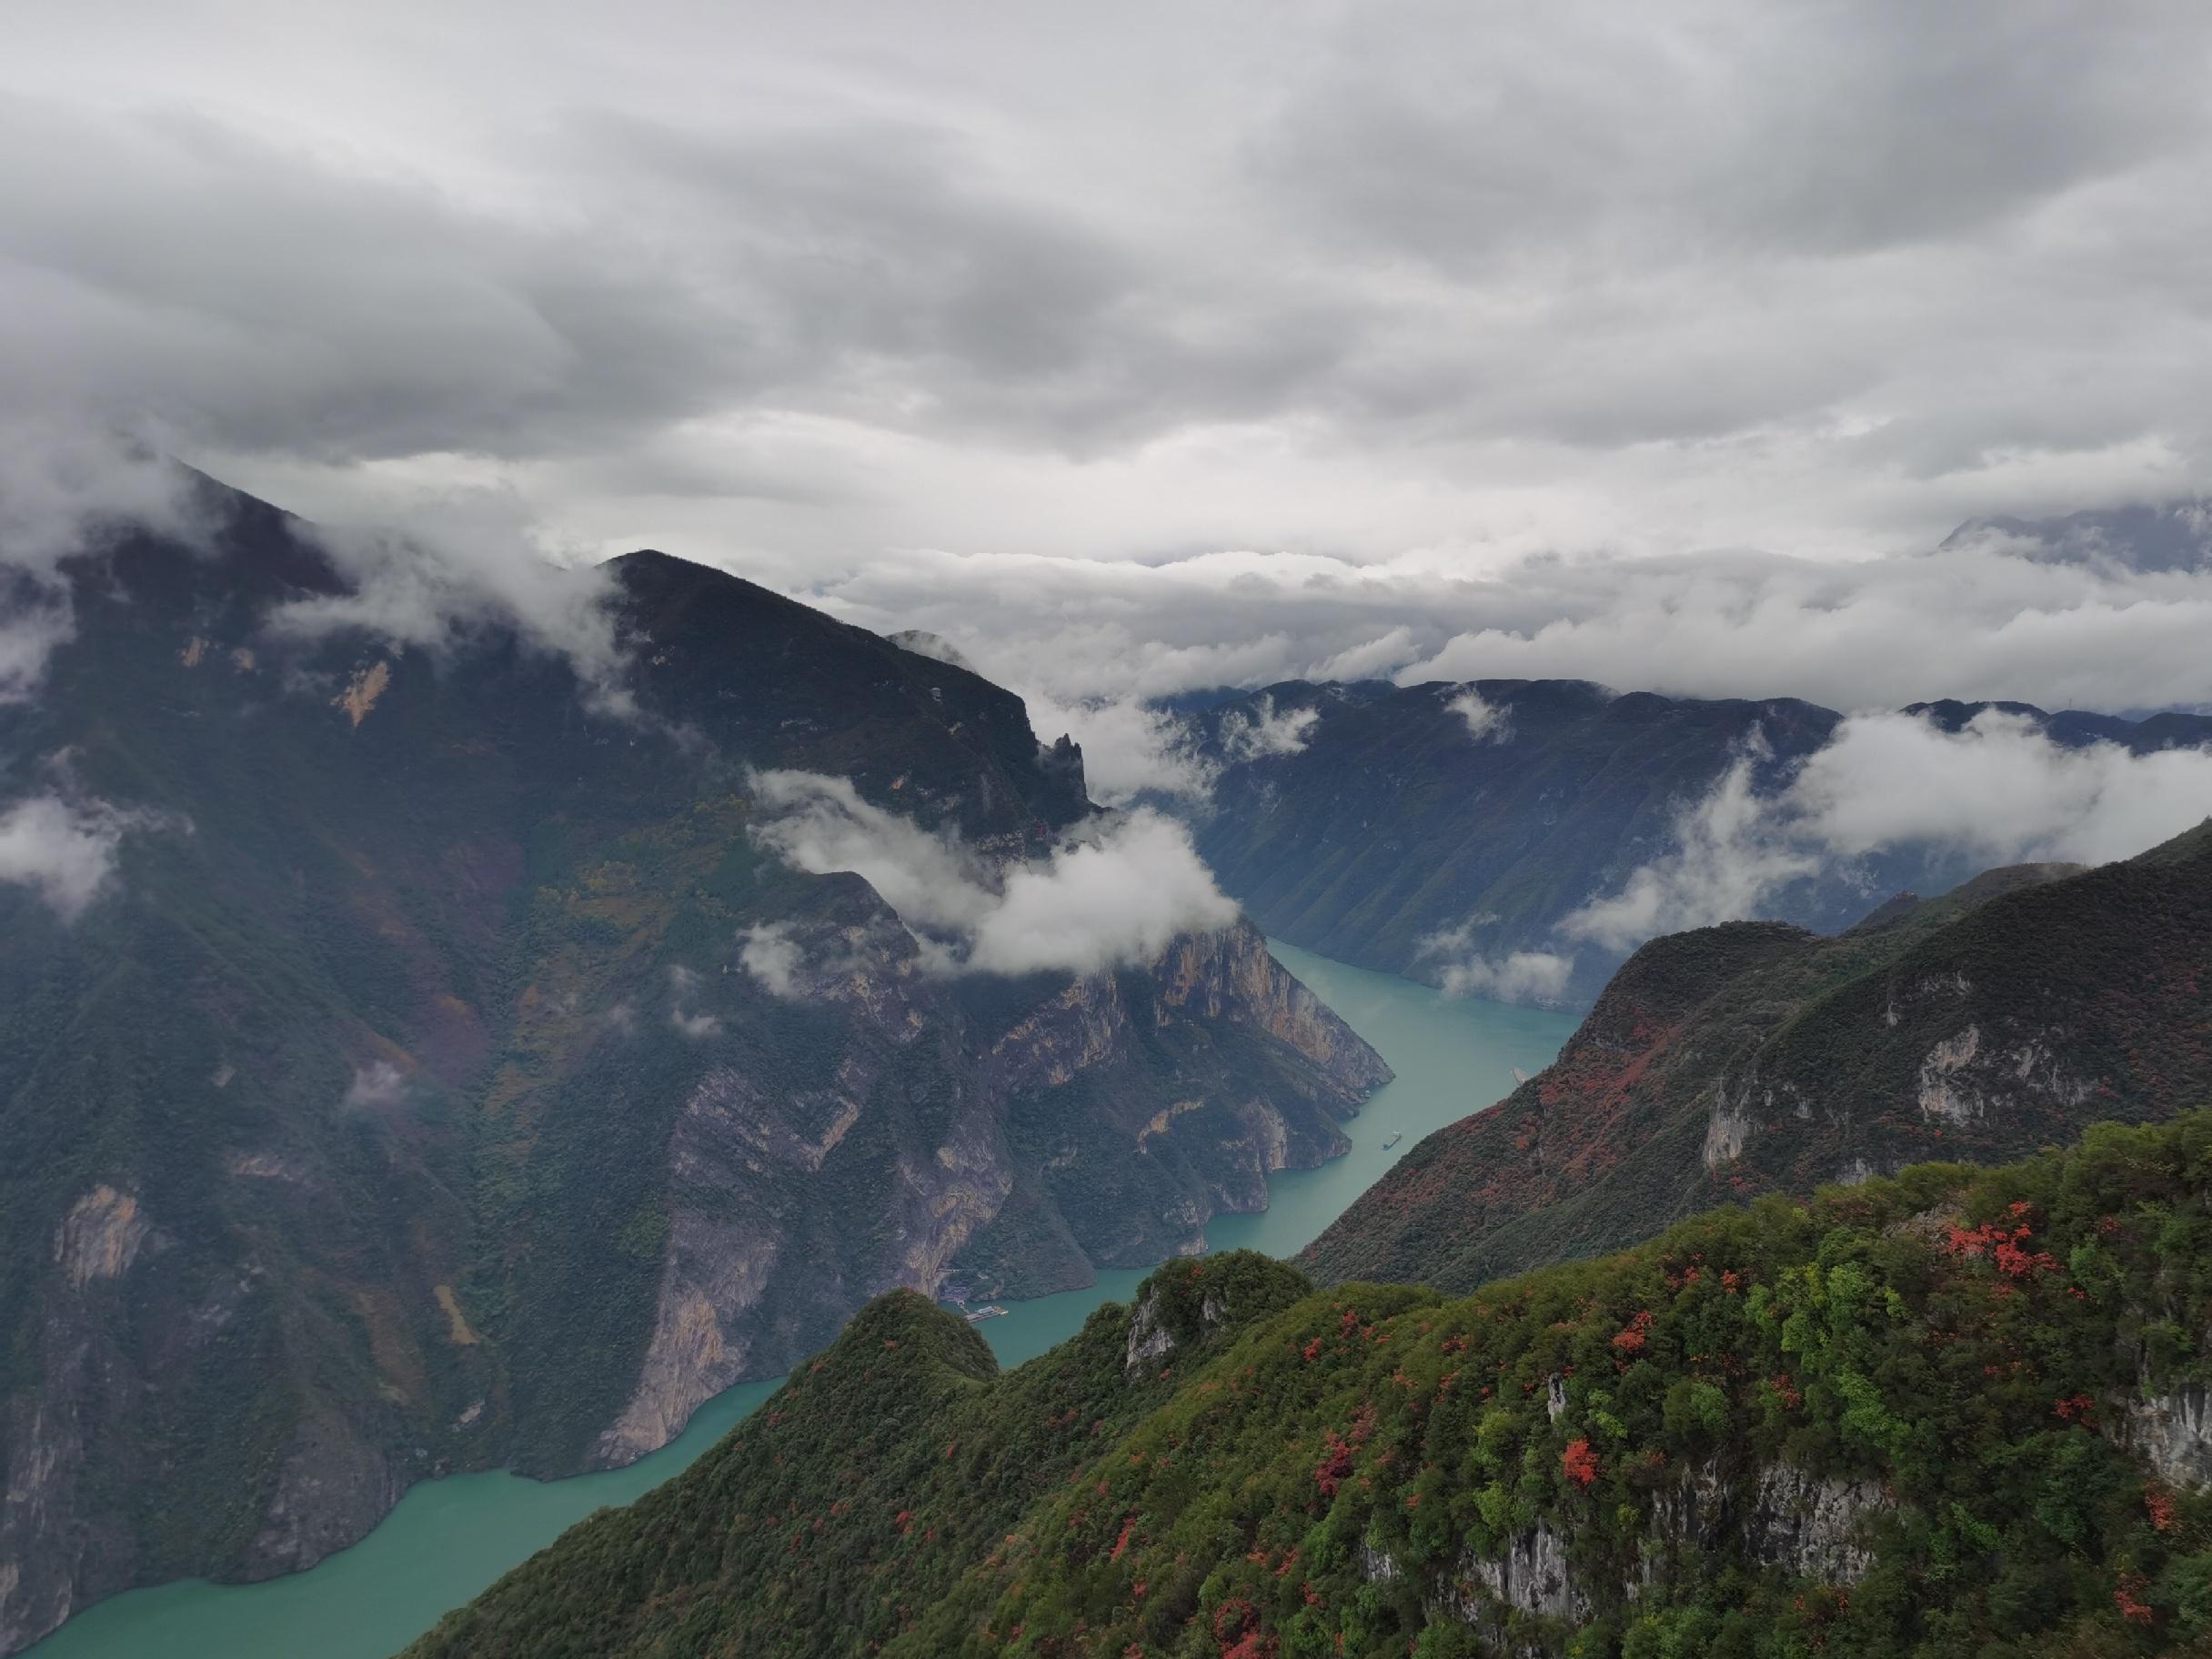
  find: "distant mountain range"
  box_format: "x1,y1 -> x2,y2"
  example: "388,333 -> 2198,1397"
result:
1946,498 -> 2212,574
1171,679 -> 2212,1005
0,475 -> 1387,1654
1303,820 -> 2212,1291
407,1111 -> 2212,1657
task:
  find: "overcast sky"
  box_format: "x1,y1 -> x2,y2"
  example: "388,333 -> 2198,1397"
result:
7,0 -> 2212,720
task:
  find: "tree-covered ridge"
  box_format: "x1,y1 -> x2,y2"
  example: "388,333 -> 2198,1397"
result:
1302,823 -> 2212,1293
411,1112 -> 2212,1658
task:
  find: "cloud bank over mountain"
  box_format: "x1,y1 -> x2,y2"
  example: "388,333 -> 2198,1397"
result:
1565,709 -> 2212,949
745,769 -> 1237,976
4,0 -> 2212,746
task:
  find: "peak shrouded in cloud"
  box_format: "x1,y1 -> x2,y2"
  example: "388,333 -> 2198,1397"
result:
267,497 -> 636,715
0,429 -> 207,700
4,0 -> 2212,739
745,769 -> 1237,977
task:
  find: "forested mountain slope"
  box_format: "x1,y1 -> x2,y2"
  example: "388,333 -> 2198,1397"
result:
414,1112 -> 2212,1658
1303,824 -> 2212,1292
0,474 -> 1386,1654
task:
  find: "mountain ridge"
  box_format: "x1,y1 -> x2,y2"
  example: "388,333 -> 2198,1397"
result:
1302,820 -> 2212,1292
0,475 -> 1389,1655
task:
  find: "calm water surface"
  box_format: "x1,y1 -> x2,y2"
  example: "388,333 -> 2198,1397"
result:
29,940 -> 1574,1658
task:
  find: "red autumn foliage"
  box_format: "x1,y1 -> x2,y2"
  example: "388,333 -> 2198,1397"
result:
2147,1486 -> 2177,1532
1612,1310 -> 1654,1354
1109,1513 -> 1137,1562
1562,1437 -> 1601,1487
2053,1393 -> 2097,1423
1312,1433 -> 1354,1496
1944,1215 -> 2062,1278
2114,1571 -> 2156,1624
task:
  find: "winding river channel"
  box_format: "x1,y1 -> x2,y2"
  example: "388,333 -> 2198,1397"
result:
28,940 -> 1577,1659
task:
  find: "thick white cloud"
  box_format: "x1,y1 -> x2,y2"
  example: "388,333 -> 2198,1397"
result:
0,0 -> 2209,720
0,791 -> 159,921
964,811 -> 1238,976
5,0 -> 2212,743
1446,689 -> 1511,744
1561,744 -> 1824,950
1218,694 -> 1320,763
1563,710 -> 2212,948
746,769 -> 1237,975
737,922 -> 806,999
1414,918 -> 1573,1004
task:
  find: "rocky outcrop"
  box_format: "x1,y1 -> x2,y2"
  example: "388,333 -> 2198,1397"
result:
592,910 -> 1388,1469
1744,1464 -> 1888,1584
1450,1522 -> 1590,1624
52,1186 -> 152,1288
2118,1384 -> 2212,1489
1915,1026 -> 1983,1124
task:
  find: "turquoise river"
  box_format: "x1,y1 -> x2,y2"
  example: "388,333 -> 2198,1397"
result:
28,940 -> 1577,1658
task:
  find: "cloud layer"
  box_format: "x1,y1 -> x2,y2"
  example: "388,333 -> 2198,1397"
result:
1564,709 -> 2212,949
5,0 -> 2212,740
746,769 -> 1236,977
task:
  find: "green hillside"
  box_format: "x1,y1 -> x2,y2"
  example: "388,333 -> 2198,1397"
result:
1302,825 -> 2212,1292
412,1111 -> 2212,1658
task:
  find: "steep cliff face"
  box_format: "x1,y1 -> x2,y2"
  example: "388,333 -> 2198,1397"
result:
408,1116 -> 2212,1659
1302,826 -> 2212,1293
589,913 -> 1385,1470
0,473 -> 1388,1653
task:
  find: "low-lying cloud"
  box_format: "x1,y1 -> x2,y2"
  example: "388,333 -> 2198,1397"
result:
666,964 -> 724,1037
266,489 -> 635,714
0,789 -> 164,921
0,427 -> 206,700
1415,920 -> 1574,1004
1446,688 -> 1512,744
1563,709 -> 2212,949
737,921 -> 806,999
746,769 -> 1237,976
1219,694 -> 1320,762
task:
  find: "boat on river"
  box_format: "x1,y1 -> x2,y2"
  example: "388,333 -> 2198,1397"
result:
1381,1131 -> 1403,1149
963,1303 -> 1009,1322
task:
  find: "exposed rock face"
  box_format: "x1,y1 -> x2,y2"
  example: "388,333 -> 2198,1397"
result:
1122,1282 -> 1233,1378
1916,1025 -> 1983,1123
52,1187 -> 151,1288
591,910 -> 1387,1470
1745,1464 -> 1888,1584
1453,1523 -> 1590,1624
248,1413 -> 406,1575
2120,1385 -> 2212,1489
